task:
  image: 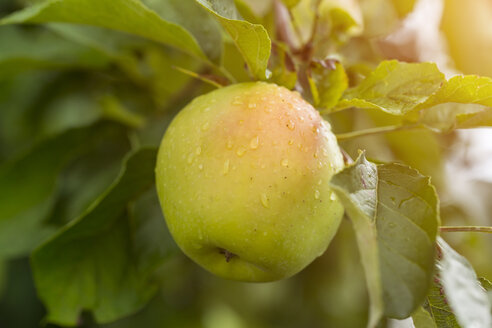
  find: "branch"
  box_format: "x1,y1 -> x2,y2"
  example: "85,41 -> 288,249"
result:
335,124 -> 422,140
440,226 -> 492,234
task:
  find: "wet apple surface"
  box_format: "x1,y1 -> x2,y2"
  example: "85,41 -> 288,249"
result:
156,82 -> 345,282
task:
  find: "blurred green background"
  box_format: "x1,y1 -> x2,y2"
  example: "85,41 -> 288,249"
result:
0,0 -> 491,327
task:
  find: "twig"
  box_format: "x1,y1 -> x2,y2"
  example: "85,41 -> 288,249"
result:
335,124 -> 422,140
173,66 -> 227,88
440,226 -> 492,234
274,0 -> 301,52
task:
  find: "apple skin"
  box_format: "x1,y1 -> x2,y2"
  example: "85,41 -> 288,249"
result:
441,0 -> 492,77
156,82 -> 344,282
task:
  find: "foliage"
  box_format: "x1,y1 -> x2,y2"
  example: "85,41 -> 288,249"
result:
0,0 -> 491,327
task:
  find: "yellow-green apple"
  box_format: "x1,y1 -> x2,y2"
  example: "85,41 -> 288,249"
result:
441,0 -> 492,77
155,82 -> 344,282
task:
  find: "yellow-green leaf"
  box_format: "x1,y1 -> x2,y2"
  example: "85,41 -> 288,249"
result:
196,0 -> 271,80
334,60 -> 445,115
331,153 -> 440,321
0,0 -> 208,60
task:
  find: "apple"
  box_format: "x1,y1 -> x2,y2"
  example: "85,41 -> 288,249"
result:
441,0 -> 492,77
155,82 -> 345,282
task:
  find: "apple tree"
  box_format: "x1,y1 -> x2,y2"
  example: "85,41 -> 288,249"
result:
0,0 -> 491,327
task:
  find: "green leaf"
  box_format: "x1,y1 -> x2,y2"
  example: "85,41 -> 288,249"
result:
234,0 -> 260,24
437,237 -> 492,328
45,23 -> 147,81
455,107 -> 492,129
412,306 -> 437,328
100,95 -> 145,129
331,152 -> 440,320
424,278 -> 461,328
0,123 -> 117,258
334,65 -> 492,131
0,261 -> 6,296
196,0 -> 271,80
269,42 -> 297,89
130,188 -> 179,276
377,163 -> 439,318
38,88 -> 103,136
330,153 -> 383,328
0,72 -> 54,160
141,0 -> 222,62
479,277 -> 492,291
46,23 -> 142,58
31,148 -> 159,326
221,40 -> 252,83
46,130 -> 130,227
417,75 -> 492,109
0,0 -> 208,60
309,60 -> 348,109
313,2 -> 362,58
281,0 -> 301,8
138,45 -> 201,108
417,76 -> 492,131
334,60 -> 445,115
0,25 -> 109,77
480,277 -> 492,307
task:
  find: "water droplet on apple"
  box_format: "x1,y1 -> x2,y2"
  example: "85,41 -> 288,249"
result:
261,193 -> 269,208
187,153 -> 194,164
314,190 -> 320,199
195,146 -> 202,155
330,192 -> 337,201
249,136 -> 259,149
198,164 -> 203,170
281,159 -> 289,167
201,122 -> 210,131
226,138 -> 234,150
286,120 -> 295,130
236,146 -> 246,157
223,159 -> 230,175
232,97 -> 243,105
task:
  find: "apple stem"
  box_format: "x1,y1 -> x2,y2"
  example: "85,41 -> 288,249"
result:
440,226 -> 492,234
